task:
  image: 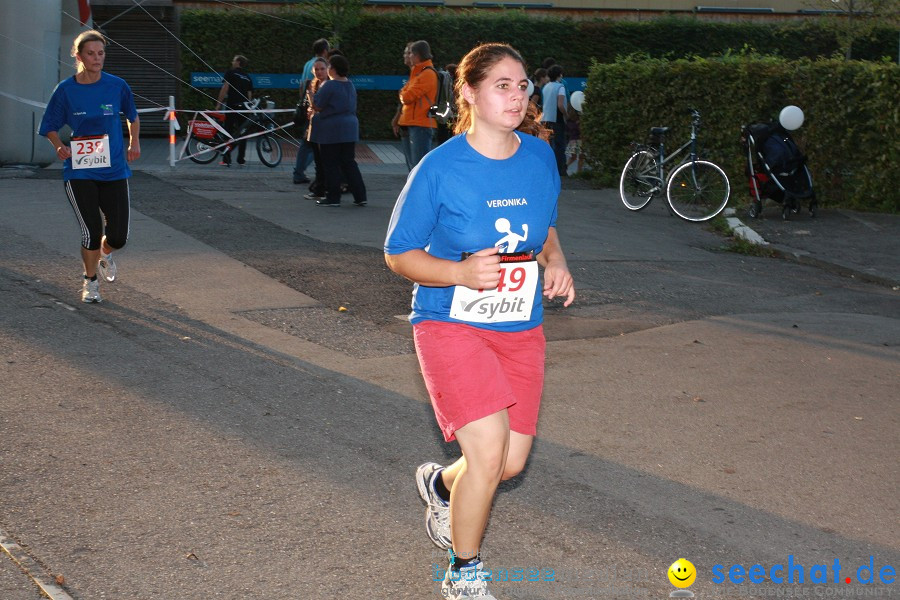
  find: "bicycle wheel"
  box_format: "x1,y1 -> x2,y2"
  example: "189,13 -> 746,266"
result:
666,160 -> 730,222
620,150 -> 659,211
256,134 -> 282,167
187,137 -> 219,164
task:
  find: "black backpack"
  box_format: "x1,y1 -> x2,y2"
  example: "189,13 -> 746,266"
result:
426,66 -> 455,125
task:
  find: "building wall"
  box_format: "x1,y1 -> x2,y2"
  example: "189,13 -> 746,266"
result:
0,0 -> 85,165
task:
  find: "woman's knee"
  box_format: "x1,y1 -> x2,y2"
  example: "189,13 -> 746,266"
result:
466,449 -> 506,484
105,234 -> 127,251
501,456 -> 526,481
501,433 -> 533,481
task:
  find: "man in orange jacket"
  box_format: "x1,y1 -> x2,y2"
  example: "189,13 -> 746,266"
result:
398,40 -> 438,170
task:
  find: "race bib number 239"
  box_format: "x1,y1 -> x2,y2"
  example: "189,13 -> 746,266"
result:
450,251 -> 538,324
71,134 -> 111,169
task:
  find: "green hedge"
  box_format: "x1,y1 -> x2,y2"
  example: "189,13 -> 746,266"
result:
581,56 -> 900,212
178,9 -> 899,139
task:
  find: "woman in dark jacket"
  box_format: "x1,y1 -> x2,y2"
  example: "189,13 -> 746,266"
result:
309,55 -> 367,207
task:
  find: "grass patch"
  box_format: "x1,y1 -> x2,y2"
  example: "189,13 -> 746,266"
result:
706,214 -> 733,236
724,236 -> 778,257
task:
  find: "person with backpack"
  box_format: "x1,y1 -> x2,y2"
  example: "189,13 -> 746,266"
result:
434,63 -> 457,146
398,40 -> 438,169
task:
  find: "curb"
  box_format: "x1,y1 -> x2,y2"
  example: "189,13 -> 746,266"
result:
766,244 -> 899,290
721,209 -> 900,291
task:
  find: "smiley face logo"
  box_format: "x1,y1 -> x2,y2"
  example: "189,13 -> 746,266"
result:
668,558 -> 697,588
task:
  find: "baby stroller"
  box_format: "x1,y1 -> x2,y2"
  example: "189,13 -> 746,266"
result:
740,120 -> 816,220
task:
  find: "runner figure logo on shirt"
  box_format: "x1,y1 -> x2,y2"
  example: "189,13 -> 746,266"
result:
450,217 -> 538,323
494,218 -> 528,252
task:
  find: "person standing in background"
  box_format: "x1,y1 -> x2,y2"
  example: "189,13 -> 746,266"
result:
301,38 -> 330,84
398,40 -> 438,170
530,67 -> 548,111
216,54 -> 253,166
293,40 -> 330,184
391,43 -> 415,169
304,57 -> 330,201
309,55 -> 367,207
541,64 -> 567,177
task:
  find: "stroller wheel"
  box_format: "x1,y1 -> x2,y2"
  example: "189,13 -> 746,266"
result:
782,204 -> 791,220
748,201 -> 761,219
809,203 -> 817,218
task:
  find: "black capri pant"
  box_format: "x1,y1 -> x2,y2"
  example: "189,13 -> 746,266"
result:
64,178 -> 131,251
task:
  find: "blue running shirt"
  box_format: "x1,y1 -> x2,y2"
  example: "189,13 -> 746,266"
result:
385,133 -> 560,332
39,73 -> 138,181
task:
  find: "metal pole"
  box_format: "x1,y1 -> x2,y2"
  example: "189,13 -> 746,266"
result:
169,95 -> 176,168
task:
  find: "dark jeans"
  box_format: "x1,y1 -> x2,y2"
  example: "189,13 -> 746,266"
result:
223,113 -> 248,163
550,120 -> 567,176
436,122 -> 453,146
293,137 -> 314,181
402,126 -> 433,170
319,142 -> 367,205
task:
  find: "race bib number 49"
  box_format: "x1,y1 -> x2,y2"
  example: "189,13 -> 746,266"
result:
71,134 -> 111,169
450,252 -> 538,324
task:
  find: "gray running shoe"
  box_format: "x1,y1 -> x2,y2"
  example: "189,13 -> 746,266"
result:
441,561 -> 498,599
98,252 -> 117,283
82,278 -> 101,303
416,462 -> 451,549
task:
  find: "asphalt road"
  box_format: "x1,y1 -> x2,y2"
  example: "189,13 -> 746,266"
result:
0,167 -> 897,600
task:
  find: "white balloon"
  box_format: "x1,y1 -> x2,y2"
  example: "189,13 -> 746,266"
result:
526,79 -> 534,99
779,105 -> 804,130
570,90 -> 585,113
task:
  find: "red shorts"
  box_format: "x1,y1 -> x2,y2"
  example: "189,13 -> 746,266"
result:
413,321 -> 546,442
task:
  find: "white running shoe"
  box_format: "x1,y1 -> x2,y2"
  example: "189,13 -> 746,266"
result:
442,561 -> 498,599
98,252 -> 117,283
416,462 -> 451,549
82,278 -> 101,303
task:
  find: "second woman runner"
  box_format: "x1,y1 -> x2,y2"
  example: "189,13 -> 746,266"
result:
39,29 -> 140,303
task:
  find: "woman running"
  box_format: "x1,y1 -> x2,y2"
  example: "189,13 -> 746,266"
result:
384,43 -> 575,599
39,29 -> 140,303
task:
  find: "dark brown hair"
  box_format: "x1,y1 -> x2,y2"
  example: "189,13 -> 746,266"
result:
329,54 -> 350,77
453,43 -> 548,141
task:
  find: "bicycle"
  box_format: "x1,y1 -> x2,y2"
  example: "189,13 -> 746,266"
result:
186,96 -> 283,167
619,109 -> 730,222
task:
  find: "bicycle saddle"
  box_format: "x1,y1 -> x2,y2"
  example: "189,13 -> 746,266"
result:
650,127 -> 669,136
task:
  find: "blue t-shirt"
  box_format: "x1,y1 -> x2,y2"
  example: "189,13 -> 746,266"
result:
541,81 -> 567,123
300,57 -> 317,87
384,132 -> 560,332
38,72 -> 138,181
